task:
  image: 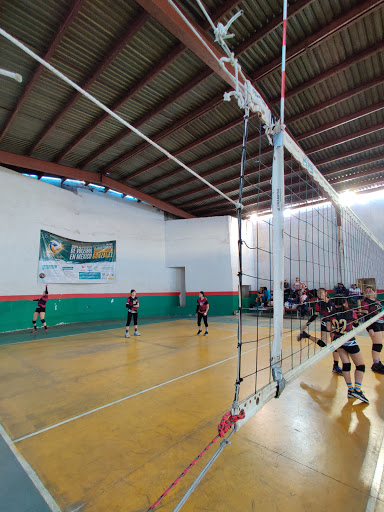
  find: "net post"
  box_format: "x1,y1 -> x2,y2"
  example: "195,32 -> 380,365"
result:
270,128 -> 285,396
270,0 -> 287,397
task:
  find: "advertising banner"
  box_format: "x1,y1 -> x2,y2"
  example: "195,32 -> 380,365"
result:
38,230 -> 116,283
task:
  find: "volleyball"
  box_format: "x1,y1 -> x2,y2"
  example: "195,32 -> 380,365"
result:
48,240 -> 62,254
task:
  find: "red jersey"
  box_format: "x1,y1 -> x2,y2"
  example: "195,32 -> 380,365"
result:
315,300 -> 333,319
197,297 -> 209,314
361,298 -> 384,323
35,295 -> 48,310
126,296 -> 139,312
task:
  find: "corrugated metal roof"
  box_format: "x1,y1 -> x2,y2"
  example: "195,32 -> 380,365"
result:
0,0 -> 383,217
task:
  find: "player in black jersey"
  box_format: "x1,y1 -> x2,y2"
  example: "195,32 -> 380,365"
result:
301,288 -> 342,375
32,286 -> 48,333
125,289 -> 140,338
298,296 -> 369,403
329,296 -> 368,403
361,286 -> 384,374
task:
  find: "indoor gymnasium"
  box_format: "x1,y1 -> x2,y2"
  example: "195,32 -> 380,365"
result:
0,0 -> 384,511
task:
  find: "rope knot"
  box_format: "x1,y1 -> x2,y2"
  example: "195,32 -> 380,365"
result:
218,409 -> 245,437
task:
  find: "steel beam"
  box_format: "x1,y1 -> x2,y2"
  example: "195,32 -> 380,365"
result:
55,40 -> 185,162
251,0 -> 384,82
270,41 -> 384,105
27,9 -> 151,156
78,0 -> 310,170
0,0 -> 84,144
287,76 -> 384,125
104,91 -> 225,172
296,101 -> 384,141
329,166 -> 384,184
0,151 -> 194,218
79,68 -> 212,167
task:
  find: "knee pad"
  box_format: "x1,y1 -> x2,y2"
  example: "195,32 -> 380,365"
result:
342,363 -> 351,372
316,339 -> 326,347
355,364 -> 365,372
372,343 -> 383,353
40,318 -> 45,324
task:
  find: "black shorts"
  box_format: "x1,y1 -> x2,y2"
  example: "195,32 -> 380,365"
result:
367,322 -> 384,333
35,307 -> 45,314
340,343 -> 360,354
126,311 -> 138,326
320,322 -> 329,333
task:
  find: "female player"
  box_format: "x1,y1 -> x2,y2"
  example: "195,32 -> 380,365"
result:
196,291 -> 209,335
32,286 -> 48,333
125,289 -> 140,338
301,288 -> 342,374
361,286 -> 384,374
299,296 -> 368,403
330,296 -> 368,403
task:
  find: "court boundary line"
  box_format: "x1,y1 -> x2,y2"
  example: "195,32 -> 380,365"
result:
365,430 -> 384,512
0,423 -> 61,512
12,332 -> 374,443
13,339 -> 262,443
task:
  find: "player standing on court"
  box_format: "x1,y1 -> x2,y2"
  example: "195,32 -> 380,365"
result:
196,291 -> 209,336
125,289 -> 141,338
32,286 -> 48,333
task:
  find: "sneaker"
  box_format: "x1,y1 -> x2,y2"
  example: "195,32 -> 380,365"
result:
351,388 -> 369,404
371,362 -> 384,374
32,328 -> 37,333
332,365 -> 343,375
347,389 -> 355,399
197,330 -> 202,335
203,331 -> 208,336
297,330 -> 310,341
134,331 -> 141,336
125,332 -> 130,338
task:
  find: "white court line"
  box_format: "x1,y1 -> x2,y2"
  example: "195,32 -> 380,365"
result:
13,339 -> 264,443
0,423 -> 61,511
365,432 -> 384,512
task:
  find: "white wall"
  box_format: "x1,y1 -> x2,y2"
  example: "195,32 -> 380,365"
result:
351,198 -> 384,247
0,167 -> 177,296
165,216 -> 235,292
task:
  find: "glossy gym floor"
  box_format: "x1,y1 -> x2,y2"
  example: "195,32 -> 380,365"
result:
0,316 -> 383,512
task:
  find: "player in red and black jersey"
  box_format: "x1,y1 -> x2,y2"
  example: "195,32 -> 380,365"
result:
302,288 -> 342,375
125,289 -> 140,338
196,291 -> 209,335
329,296 -> 368,402
32,286 -> 48,333
299,295 -> 368,403
361,286 -> 384,374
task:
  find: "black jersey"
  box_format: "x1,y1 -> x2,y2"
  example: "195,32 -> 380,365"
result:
330,308 -> 358,344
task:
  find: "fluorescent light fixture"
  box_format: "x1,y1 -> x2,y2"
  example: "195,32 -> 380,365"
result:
88,183 -> 105,190
108,189 -> 123,196
249,213 -> 258,224
64,179 -> 85,185
22,173 -> 38,179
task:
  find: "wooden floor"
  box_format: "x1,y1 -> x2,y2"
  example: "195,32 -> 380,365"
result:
0,317 -> 383,512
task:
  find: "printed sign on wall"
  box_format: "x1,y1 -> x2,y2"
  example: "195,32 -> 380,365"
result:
38,230 -> 116,283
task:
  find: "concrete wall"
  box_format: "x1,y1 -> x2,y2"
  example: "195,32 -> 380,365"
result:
0,167 -> 180,331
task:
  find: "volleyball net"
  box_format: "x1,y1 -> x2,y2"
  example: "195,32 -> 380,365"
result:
2,3 -> 384,510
